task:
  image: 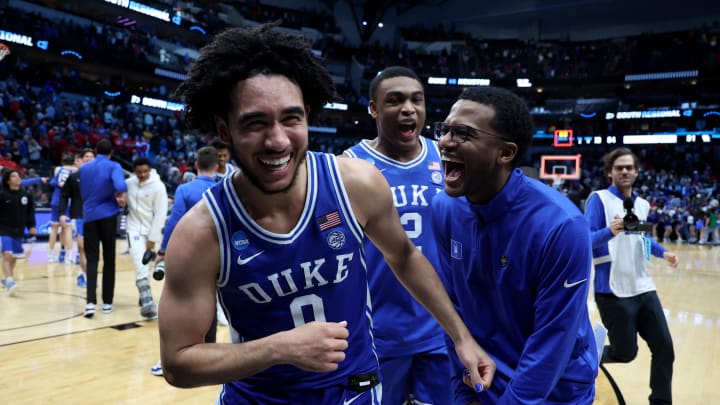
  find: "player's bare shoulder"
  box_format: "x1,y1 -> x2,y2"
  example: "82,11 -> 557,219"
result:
337,156 -> 388,192
169,199 -> 218,253
336,156 -> 393,225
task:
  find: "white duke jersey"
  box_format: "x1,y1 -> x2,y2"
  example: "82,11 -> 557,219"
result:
204,151 -> 378,394
344,137 -> 446,357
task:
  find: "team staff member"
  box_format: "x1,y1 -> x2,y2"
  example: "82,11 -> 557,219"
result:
432,86 -> 598,404
79,139 -> 127,318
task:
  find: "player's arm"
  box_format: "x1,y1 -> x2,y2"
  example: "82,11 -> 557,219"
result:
339,157 -> 495,391
159,202 -> 350,388
20,177 -> 43,187
112,164 -> 128,206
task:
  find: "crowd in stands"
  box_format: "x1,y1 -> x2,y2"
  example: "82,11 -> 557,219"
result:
1,1 -> 718,245
5,2 -> 720,105
236,2 -> 339,34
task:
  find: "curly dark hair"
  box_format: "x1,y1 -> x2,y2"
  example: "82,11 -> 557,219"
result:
2,168 -> 20,189
458,87 -> 535,166
174,23 -> 335,132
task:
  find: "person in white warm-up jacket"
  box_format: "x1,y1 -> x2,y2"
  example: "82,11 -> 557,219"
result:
126,156 -> 168,319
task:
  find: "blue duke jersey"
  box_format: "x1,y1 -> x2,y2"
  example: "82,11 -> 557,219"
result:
204,152 -> 378,397
344,136 -> 446,357
51,166 -> 74,206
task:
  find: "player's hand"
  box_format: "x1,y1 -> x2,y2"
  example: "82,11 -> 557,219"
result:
456,337 -> 496,393
115,193 -> 126,208
663,251 -> 679,268
29,227 -> 37,236
281,321 -> 349,372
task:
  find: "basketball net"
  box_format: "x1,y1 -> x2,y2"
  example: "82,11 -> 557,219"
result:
0,43 -> 10,61
552,174 -> 565,188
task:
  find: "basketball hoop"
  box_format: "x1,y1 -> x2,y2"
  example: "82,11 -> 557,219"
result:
0,43 -> 10,61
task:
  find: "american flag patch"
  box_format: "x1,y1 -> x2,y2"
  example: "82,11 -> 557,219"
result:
428,161 -> 441,171
318,211 -> 342,231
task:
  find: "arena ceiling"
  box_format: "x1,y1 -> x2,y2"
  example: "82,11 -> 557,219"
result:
346,0 -> 720,40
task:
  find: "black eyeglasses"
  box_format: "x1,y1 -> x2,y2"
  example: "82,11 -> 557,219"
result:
433,122 -> 506,143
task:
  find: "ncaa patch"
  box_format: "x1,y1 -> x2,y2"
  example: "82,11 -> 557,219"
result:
327,230 -> 346,250
231,231 -> 250,251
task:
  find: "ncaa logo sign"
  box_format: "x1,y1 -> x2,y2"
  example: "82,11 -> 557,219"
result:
326,230 -> 345,250
231,231 -> 250,251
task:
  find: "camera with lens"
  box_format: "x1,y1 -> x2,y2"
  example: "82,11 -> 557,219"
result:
622,197 -> 652,233
153,260 -> 166,281
623,198 -> 640,231
142,249 -> 157,265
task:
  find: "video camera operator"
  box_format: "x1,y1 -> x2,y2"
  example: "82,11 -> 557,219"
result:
584,147 -> 679,404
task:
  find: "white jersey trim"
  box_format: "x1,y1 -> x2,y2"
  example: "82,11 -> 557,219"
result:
222,153 -> 318,245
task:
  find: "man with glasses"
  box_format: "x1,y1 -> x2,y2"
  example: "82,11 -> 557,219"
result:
585,147 -> 678,405
344,66 -> 450,404
431,86 -> 598,404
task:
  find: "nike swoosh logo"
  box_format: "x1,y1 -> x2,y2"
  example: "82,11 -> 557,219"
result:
563,278 -> 587,288
237,250 -> 264,266
343,392 -> 365,405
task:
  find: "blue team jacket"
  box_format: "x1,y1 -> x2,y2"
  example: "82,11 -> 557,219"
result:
431,169 -> 598,404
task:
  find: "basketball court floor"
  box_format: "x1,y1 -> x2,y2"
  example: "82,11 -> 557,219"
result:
1,239 -> 718,404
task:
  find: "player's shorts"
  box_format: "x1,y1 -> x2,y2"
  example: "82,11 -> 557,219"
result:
379,346 -> 451,404
1,235 -> 24,256
73,219 -> 85,237
215,381 -> 382,405
50,204 -> 70,223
